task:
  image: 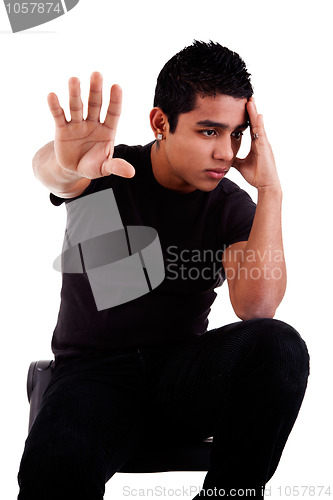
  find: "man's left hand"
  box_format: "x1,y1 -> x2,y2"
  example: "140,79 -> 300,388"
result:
233,97 -> 281,192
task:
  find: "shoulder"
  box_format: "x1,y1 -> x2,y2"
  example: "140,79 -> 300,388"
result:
213,179 -> 256,248
217,178 -> 248,196
209,178 -> 256,208
113,142 -> 153,167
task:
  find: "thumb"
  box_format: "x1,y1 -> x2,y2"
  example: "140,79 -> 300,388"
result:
101,158 -> 135,178
232,156 -> 244,172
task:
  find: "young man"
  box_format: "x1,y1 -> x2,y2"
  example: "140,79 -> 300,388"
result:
18,41 -> 309,499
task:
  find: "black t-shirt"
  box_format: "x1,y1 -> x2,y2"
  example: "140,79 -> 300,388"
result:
50,142 -> 256,358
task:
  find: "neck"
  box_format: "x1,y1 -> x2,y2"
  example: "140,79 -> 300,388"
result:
150,141 -> 196,194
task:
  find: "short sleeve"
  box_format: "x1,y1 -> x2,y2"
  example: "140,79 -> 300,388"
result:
49,179 -> 97,206
219,188 -> 256,249
50,192 -> 66,206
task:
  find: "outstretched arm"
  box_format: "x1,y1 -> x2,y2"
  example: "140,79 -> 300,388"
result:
33,72 -> 135,198
222,98 -> 286,320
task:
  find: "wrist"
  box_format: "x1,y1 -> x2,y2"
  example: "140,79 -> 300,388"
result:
257,183 -> 282,200
58,163 -> 85,181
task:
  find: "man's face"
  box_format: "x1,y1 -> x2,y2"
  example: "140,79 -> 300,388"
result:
158,94 -> 249,193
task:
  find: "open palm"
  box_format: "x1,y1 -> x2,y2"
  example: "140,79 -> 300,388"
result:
47,72 -> 135,180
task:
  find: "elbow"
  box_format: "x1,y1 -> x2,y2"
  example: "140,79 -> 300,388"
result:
32,140 -> 54,180
32,155 -> 38,179
237,310 -> 276,321
233,305 -> 277,322
229,283 -> 286,322
32,150 -> 42,180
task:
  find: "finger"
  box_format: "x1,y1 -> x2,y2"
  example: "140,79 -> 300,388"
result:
101,157 -> 135,178
103,84 -> 122,139
87,72 -> 103,122
68,77 -> 83,123
247,99 -> 266,141
248,96 -> 257,113
246,98 -> 258,128
251,113 -> 267,142
47,92 -> 67,128
232,157 -> 244,171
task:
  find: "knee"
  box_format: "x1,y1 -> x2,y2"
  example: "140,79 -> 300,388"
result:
248,318 -> 310,392
253,318 -> 309,363
18,426 -> 106,499
261,319 -> 310,380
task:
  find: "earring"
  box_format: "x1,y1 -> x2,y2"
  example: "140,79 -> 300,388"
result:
157,133 -> 163,141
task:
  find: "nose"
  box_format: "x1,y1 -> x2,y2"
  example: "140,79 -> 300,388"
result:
213,136 -> 234,162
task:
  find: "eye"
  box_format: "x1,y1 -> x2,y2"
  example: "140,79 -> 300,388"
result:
231,131 -> 244,140
200,129 -> 217,137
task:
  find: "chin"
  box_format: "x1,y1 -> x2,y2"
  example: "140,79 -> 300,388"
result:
181,177 -> 221,193
197,180 -> 222,192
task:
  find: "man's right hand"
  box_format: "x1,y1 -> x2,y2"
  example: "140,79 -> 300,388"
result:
47,72 -> 135,180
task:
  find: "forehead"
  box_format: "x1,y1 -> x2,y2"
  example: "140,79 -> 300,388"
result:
180,94 -> 248,128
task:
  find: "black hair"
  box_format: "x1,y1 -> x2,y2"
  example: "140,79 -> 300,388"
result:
153,40 -> 253,132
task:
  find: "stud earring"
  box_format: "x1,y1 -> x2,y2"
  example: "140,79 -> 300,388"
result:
157,133 -> 163,141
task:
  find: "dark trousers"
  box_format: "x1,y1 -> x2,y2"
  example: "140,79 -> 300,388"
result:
17,318 -> 309,499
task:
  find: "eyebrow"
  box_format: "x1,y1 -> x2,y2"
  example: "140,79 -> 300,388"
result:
196,119 -> 249,130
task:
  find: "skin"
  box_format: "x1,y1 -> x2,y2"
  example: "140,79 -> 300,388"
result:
150,94 -> 249,193
34,73 -> 134,198
33,71 -> 286,320
150,93 -> 286,320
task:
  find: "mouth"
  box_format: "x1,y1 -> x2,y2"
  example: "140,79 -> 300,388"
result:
204,168 -> 229,180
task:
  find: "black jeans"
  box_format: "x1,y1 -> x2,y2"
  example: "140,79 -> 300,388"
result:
17,318 -> 309,499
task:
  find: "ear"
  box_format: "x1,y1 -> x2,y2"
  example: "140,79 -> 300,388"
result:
150,107 -> 169,140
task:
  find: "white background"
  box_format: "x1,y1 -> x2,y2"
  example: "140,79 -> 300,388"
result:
1,0 -> 332,498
